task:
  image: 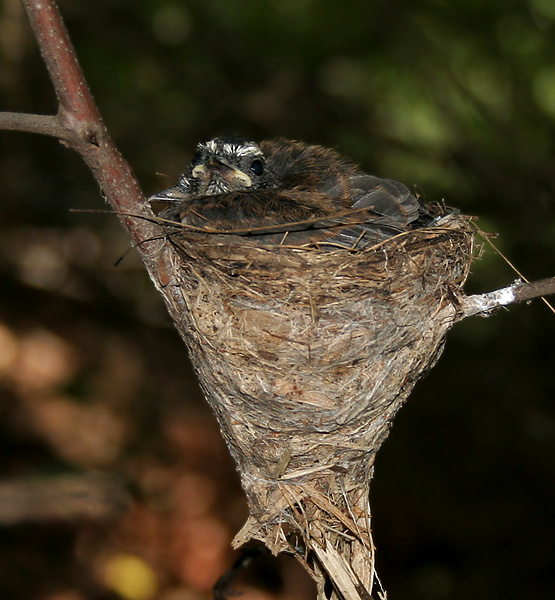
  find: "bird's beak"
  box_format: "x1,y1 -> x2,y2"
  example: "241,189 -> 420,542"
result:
148,156 -> 254,205
148,185 -> 189,204
200,156 -> 253,188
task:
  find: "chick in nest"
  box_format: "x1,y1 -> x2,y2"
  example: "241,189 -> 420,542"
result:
149,135 -> 438,249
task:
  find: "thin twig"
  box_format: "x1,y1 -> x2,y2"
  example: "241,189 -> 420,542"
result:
470,221 -> 555,315
0,474 -> 130,524
213,545 -> 268,600
0,112 -> 66,138
460,276 -> 555,318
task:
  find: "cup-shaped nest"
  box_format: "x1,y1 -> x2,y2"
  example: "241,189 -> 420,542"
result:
157,211 -> 474,597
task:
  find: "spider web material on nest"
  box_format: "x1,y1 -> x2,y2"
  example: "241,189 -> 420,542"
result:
155,211 -> 474,600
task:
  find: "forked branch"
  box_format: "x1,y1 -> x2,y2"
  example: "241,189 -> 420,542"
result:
0,0 -> 163,272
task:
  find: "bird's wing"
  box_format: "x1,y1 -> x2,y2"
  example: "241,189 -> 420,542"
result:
303,175 -> 428,249
349,175 -> 420,222
162,177 -> 434,250
166,190 -> 334,236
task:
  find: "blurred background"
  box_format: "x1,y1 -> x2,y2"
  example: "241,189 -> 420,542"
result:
1,0 -> 554,599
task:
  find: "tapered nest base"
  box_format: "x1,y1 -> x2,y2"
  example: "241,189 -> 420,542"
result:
157,213 -> 474,599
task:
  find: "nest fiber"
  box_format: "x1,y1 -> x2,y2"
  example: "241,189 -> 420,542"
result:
158,212 -> 474,599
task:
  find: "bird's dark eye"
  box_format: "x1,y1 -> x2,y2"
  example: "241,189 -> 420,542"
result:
191,151 -> 203,166
250,158 -> 264,176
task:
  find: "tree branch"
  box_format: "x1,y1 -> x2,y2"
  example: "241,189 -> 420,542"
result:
21,0 -> 103,126
0,112 -> 67,138
460,276 -> 555,318
0,0 -> 164,274
0,474 -> 130,525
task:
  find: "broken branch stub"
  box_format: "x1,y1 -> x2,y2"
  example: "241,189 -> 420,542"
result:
158,212 -> 474,599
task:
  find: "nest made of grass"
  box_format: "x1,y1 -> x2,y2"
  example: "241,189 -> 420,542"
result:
155,212 -> 474,596
159,210 -> 473,465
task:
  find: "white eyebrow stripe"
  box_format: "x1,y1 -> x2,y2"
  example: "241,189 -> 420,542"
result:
199,139 -> 263,157
224,143 -> 261,156
200,140 -> 219,153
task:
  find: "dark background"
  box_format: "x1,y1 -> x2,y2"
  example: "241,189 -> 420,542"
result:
1,1 -> 554,599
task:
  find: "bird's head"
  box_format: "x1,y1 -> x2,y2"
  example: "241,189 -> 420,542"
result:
151,135 -> 275,203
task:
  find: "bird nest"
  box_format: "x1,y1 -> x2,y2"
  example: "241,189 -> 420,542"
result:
157,211 -> 474,599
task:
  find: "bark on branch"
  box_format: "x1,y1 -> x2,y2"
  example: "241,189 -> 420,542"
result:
4,0 -> 164,277
0,112 -> 67,138
460,276 -> 555,318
